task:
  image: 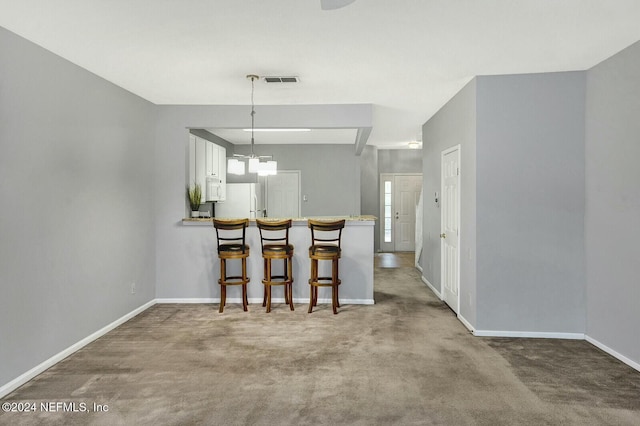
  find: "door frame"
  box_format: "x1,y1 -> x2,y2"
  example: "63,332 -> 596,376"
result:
379,173 -> 422,252
440,145 -> 461,313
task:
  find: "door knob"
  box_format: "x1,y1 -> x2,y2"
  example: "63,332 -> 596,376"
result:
440,233 -> 446,238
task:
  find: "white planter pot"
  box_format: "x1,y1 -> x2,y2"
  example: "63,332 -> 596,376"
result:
191,211 -> 200,218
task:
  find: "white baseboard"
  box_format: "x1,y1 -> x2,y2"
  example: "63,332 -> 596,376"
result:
421,275 -> 442,299
156,297 -> 374,305
586,335 -> 640,372
0,299 -> 156,399
416,263 -> 423,273
473,330 -> 585,340
457,314 -> 475,332
156,298 -> 218,304
472,331 -> 639,372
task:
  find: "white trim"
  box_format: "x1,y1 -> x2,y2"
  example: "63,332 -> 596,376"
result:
457,314 -> 475,332
156,297 -> 375,305
473,330 -> 585,340
421,275 -> 442,299
415,263 -> 423,273
0,300 -> 156,399
586,335 -> 640,372
156,298 -> 218,303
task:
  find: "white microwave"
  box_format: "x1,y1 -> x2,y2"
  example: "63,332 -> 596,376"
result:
206,175 -> 223,201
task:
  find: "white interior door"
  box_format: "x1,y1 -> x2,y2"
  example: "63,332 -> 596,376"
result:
441,146 -> 460,313
266,171 -> 301,218
394,175 -> 422,251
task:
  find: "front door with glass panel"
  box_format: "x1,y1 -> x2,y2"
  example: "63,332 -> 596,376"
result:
380,174 -> 422,252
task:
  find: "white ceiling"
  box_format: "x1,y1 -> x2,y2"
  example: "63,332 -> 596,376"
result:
1,0 -> 640,149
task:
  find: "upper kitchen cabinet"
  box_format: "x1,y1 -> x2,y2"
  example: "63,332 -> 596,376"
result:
210,143 -> 226,201
189,134 -> 226,203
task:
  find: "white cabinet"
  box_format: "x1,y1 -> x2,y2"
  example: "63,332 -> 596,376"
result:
188,135 -> 205,205
217,145 -> 227,201
205,142 -> 219,177
188,134 -> 227,204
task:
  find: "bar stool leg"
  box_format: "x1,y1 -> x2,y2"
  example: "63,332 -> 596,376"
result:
313,267 -> 318,307
308,258 -> 316,313
331,259 -> 338,315
219,259 -> 226,313
335,258 -> 340,308
287,257 -> 294,311
241,258 -> 248,312
266,258 -> 272,313
262,258 -> 268,308
282,258 -> 289,305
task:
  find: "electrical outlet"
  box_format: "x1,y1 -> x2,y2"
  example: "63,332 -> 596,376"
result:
131,282 -> 136,294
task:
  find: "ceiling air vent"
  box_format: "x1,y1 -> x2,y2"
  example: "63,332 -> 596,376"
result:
263,76 -> 299,83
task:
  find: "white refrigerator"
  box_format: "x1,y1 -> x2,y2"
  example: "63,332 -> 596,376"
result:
215,183 -> 264,218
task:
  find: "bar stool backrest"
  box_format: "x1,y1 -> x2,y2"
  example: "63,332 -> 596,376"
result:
308,219 -> 346,249
256,219 -> 292,251
213,218 -> 249,254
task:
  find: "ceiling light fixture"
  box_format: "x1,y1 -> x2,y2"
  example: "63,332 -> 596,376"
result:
321,0 -> 356,10
228,74 -> 277,176
408,141 -> 421,149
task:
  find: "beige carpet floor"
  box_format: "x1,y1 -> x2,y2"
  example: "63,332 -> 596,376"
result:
1,254 -> 639,425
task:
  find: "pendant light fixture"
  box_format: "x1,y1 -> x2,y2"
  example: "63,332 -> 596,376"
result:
228,74 -> 277,176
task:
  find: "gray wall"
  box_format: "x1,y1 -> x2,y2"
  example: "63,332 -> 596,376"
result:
421,49 -> 639,366
378,149 -> 422,174
585,41 -> 640,363
154,105 -> 369,299
0,27 -> 156,387
475,72 -> 586,333
232,144 -> 361,216
421,79 -> 477,325
360,146 -> 379,250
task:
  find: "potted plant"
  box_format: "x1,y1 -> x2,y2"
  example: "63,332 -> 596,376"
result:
187,183 -> 202,218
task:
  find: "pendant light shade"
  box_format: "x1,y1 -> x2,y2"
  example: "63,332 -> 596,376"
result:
248,157 -> 260,173
227,158 -> 245,175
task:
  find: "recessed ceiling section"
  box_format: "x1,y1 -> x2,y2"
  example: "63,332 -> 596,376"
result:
208,128 -> 359,145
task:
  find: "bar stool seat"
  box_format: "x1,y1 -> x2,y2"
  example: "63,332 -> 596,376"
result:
308,219 -> 345,314
257,219 -> 295,313
219,244 -> 250,253
263,244 -> 294,255
213,218 -> 250,313
310,245 -> 341,256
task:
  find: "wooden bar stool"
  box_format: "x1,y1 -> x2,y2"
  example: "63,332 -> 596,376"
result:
213,218 -> 250,313
256,219 -> 294,313
307,219 -> 345,314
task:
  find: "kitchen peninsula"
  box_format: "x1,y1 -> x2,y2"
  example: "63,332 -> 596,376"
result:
181,216 -> 376,306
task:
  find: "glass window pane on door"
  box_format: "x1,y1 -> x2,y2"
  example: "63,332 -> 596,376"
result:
384,180 -> 392,243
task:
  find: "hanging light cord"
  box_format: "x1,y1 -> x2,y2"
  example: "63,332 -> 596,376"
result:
250,75 -> 256,158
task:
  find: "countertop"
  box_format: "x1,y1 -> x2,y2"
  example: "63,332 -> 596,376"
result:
182,215 -> 377,226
